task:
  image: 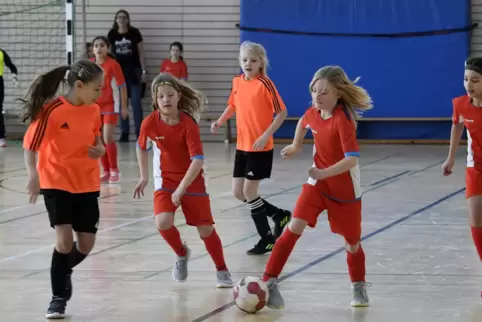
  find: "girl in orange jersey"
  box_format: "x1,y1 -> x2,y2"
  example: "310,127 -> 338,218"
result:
442,56 -> 482,299
21,59 -> 105,319
133,73 -> 233,288
91,36 -> 128,183
159,41 -> 188,80
259,66 -> 373,310
211,41 -> 291,255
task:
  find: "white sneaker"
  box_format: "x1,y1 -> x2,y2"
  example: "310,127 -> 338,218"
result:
0,139 -> 6,147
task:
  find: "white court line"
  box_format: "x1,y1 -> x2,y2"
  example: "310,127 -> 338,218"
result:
0,214 -> 152,263
0,203 -> 41,215
0,188 -> 239,263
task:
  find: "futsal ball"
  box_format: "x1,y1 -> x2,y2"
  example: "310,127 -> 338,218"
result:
233,276 -> 269,313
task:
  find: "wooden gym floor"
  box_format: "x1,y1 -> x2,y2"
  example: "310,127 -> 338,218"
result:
0,143 -> 481,322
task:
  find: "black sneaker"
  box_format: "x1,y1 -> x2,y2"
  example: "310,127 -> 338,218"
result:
119,133 -> 129,142
64,270 -> 72,301
273,210 -> 291,239
247,238 -> 275,255
45,296 -> 67,319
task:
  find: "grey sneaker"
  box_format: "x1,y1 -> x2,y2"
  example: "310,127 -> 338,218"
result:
266,278 -> 284,309
350,281 -> 371,307
172,243 -> 191,282
216,270 -> 233,288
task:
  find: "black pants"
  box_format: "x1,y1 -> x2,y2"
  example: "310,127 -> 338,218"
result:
0,76 -> 4,139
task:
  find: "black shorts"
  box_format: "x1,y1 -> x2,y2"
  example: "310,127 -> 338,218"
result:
42,189 -> 100,234
233,149 -> 273,180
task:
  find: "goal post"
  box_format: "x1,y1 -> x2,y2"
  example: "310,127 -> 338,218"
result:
0,0 -> 75,136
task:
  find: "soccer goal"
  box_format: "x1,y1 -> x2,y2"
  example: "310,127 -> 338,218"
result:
0,0 -> 74,134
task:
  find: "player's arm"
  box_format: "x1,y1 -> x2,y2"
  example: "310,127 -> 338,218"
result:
177,122 -> 204,193
291,116 -> 309,151
136,119 -> 152,181
447,100 -> 465,162
2,49 -> 18,75
215,79 -> 237,126
262,80 -> 287,138
22,120 -> 45,178
113,63 -> 128,117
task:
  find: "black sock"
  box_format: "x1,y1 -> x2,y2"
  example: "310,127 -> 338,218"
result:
69,242 -> 88,271
51,249 -> 70,298
262,199 -> 282,217
248,197 -> 273,240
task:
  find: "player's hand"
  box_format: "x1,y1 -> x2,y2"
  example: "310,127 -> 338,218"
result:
281,144 -> 300,159
121,107 -> 129,120
442,158 -> 455,176
252,134 -> 269,151
171,188 -> 184,207
211,121 -> 221,134
88,144 -> 105,159
133,179 -> 148,199
308,167 -> 326,180
27,172 -> 40,204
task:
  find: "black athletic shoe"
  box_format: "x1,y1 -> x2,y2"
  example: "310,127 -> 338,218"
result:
273,210 -> 291,239
247,238 -> 275,255
45,296 -> 67,319
64,271 -> 72,301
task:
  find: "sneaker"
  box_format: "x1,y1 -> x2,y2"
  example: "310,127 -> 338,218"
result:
247,238 -> 275,255
64,271 -> 72,301
350,281 -> 371,307
172,243 -> 191,282
272,210 -> 291,238
100,171 -> 110,184
265,278 -> 284,309
109,170 -> 121,184
0,138 -> 6,147
45,296 -> 67,319
216,270 -> 234,288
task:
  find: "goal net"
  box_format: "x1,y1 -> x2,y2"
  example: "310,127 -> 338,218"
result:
0,0 -> 68,129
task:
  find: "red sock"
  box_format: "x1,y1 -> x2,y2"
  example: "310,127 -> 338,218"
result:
471,226 -> 482,261
158,226 -> 186,257
347,245 -> 366,282
106,142 -> 118,171
262,228 -> 301,281
201,229 -> 227,271
100,145 -> 110,172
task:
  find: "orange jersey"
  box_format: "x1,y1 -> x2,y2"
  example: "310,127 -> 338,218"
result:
23,96 -> 102,193
452,95 -> 482,169
227,74 -> 286,152
91,56 -> 125,114
160,59 -> 188,80
137,110 -> 207,194
301,106 -> 361,202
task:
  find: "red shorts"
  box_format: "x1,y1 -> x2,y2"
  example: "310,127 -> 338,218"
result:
466,167 -> 482,198
101,114 -> 118,125
153,190 -> 214,226
293,183 -> 362,244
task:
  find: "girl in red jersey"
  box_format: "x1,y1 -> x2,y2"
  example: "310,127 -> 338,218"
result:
159,41 -> 188,80
442,57 -> 482,299
211,41 -> 291,255
133,73 -> 233,287
258,66 -> 373,309
91,36 -> 128,183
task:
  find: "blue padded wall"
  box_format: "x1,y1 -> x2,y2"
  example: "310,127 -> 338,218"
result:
239,0 -> 471,140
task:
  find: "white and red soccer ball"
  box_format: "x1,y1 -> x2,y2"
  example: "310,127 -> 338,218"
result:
233,276 -> 269,313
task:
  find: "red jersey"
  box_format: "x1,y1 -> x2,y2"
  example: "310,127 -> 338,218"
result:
452,95 -> 482,169
160,59 -> 188,80
137,110 -> 207,194
301,105 -> 361,202
91,56 -> 125,114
